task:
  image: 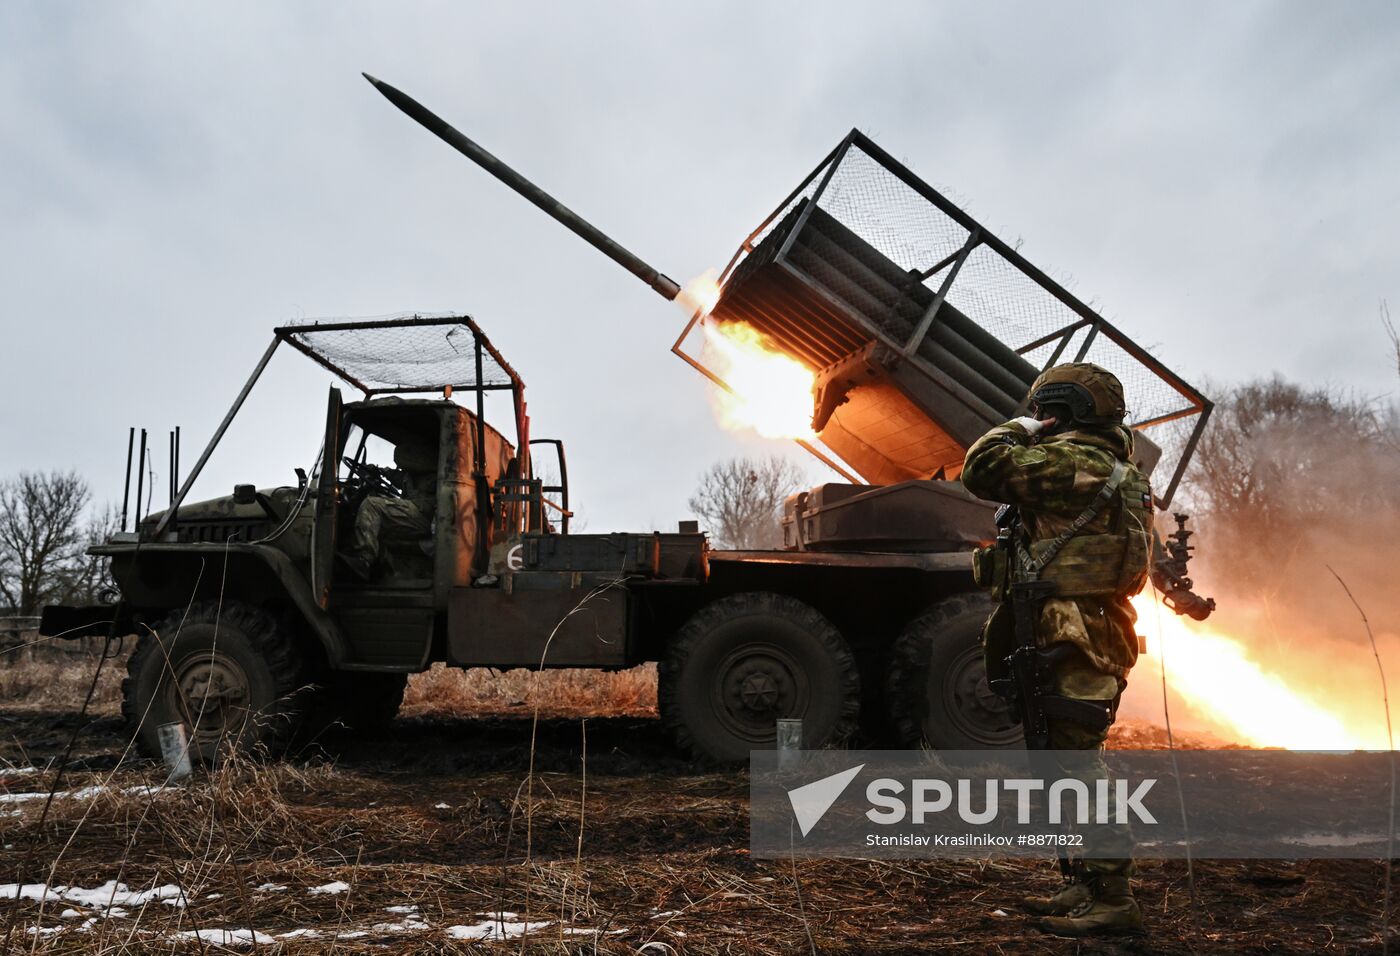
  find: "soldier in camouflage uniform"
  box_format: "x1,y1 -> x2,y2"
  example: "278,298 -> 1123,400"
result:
961,362 -> 1154,937
345,440 -> 437,580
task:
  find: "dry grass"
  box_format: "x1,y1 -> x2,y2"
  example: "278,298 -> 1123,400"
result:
0,642 -> 129,714
0,638 -> 658,722
402,662 -> 657,719
2,645 -> 1393,953
5,740 -> 1391,954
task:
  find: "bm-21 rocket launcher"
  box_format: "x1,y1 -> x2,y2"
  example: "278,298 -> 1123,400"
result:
364,75 -> 1214,618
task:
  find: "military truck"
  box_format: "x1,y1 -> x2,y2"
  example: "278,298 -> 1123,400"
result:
39,81 -> 1214,763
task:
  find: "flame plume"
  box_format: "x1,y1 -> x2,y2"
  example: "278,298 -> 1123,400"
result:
679,271 -> 818,441
1130,593 -> 1394,750
701,321 -> 818,441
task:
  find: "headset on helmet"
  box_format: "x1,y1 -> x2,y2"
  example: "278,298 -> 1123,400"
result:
1027,362 -> 1126,427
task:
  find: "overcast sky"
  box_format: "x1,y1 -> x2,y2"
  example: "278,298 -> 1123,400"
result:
3,2 -> 1397,532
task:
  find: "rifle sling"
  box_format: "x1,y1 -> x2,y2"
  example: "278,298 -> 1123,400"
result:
1016,458 -> 1129,580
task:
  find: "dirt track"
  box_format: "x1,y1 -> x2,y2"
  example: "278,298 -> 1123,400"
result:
0,705 -> 1392,953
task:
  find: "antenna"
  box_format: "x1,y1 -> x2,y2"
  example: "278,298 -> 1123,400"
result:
120,427 -> 135,532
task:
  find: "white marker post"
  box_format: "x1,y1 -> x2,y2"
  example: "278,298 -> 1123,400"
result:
158,721 -> 193,782
777,718 -> 803,771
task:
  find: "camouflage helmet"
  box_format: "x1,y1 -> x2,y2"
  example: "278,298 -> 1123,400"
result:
1027,362 -> 1126,426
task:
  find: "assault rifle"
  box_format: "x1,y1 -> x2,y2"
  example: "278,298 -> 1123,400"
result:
1007,577 -> 1064,751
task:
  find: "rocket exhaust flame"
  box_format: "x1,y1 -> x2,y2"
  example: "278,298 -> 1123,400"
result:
678,270 -> 819,441
700,321 -> 818,441
1130,593 -> 1396,750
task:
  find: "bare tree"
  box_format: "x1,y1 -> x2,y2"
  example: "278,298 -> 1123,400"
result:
688,455 -> 807,549
53,504 -> 120,607
0,471 -> 92,614
1187,376 -> 1400,587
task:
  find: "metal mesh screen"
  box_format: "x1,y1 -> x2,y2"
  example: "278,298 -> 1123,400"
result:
707,132 -> 1207,499
722,184 -> 822,284
828,145 -> 1194,425
281,314 -> 514,394
816,144 -> 972,276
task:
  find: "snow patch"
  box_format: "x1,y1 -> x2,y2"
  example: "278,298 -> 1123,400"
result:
174,928 -> 276,946
372,919 -> 431,932
254,882 -> 287,893
307,880 -> 350,895
0,881 -> 186,911
445,915 -> 552,941
0,784 -> 162,804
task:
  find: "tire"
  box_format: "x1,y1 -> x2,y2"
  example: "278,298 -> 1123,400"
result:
304,672 -> 408,736
658,592 -> 860,763
123,601 -> 307,761
886,592 -> 1024,750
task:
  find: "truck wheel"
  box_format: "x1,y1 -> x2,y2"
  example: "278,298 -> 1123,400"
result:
886,592 -> 1023,750
658,592 -> 860,763
123,601 -> 306,761
305,672 -> 408,736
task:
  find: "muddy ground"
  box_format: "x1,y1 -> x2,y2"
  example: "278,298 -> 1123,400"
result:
0,702 -> 1393,953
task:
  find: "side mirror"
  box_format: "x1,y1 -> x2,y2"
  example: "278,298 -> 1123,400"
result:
233,484 -> 257,505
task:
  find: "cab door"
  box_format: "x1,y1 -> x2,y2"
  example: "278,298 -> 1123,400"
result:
311,387 -> 342,608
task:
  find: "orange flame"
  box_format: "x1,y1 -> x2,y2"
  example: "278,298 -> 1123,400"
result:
678,270 -> 818,441
701,320 -> 817,440
1129,594 -> 1394,750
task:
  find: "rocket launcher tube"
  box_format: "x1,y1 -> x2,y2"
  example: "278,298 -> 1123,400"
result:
363,73 -> 682,302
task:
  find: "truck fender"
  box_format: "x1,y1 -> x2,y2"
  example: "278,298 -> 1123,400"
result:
94,542 -> 353,668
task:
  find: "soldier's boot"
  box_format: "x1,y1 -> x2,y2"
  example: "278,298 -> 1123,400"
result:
1019,870 -> 1093,916
1036,875 -> 1143,937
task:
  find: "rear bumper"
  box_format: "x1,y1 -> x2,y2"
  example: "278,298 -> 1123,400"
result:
39,605 -> 130,639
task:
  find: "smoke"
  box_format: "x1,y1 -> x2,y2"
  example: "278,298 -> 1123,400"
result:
1117,376 -> 1400,745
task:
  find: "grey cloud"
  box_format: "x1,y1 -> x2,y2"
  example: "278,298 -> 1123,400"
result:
2,1 -> 1397,532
